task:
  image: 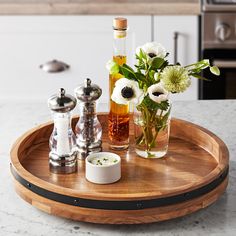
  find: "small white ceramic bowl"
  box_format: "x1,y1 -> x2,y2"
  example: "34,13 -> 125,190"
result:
85,152 -> 121,184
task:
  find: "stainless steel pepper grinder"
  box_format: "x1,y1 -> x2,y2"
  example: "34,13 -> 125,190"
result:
48,88 -> 78,174
74,78 -> 102,159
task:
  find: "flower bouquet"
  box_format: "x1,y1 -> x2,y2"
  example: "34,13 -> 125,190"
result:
106,42 -> 219,158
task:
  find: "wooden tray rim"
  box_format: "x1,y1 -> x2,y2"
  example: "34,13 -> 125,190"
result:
10,115 -> 229,201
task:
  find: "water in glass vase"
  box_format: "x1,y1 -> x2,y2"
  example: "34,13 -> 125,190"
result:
134,110 -> 171,158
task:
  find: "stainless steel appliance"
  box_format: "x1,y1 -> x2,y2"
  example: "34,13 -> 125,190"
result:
200,0 -> 236,99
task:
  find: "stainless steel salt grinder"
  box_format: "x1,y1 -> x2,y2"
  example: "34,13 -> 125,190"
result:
48,88 -> 78,174
74,78 -> 102,159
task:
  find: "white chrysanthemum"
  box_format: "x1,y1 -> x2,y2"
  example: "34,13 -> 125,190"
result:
136,42 -> 166,59
160,66 -> 191,93
148,83 -> 169,104
111,78 -> 144,105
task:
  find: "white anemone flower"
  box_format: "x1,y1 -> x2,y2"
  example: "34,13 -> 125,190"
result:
111,78 -> 144,105
148,83 -> 169,104
136,42 -> 166,59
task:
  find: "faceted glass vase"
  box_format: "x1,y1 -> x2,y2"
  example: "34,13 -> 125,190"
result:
133,104 -> 171,159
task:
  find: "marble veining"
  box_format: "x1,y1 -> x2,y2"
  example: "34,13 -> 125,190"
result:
0,100 -> 236,236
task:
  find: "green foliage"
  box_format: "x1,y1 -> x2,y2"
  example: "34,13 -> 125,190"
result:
155,106 -> 171,132
112,52 -> 220,92
108,44 -> 221,158
149,57 -> 165,70
210,66 -> 220,76
139,48 -> 147,61
106,60 -> 119,75
185,59 -> 210,73
190,73 -> 210,81
148,70 -> 155,81
159,60 -> 169,71
185,59 -> 220,81
119,64 -> 137,81
139,95 -> 169,112
135,99 -> 171,152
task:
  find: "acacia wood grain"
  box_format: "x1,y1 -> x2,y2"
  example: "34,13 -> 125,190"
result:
10,114 -> 229,223
13,177 -> 228,224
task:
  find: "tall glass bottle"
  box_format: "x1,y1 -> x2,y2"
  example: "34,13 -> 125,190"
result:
108,17 -> 129,150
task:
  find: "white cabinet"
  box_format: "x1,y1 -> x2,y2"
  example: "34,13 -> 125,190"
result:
154,16 -> 199,100
0,15 -> 199,102
0,16 -> 151,103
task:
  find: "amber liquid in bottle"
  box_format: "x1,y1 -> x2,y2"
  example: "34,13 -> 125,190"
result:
108,18 -> 129,149
109,55 -> 129,149
108,20 -> 129,150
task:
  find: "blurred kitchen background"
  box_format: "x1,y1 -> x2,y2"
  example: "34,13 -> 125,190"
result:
0,0 -> 235,104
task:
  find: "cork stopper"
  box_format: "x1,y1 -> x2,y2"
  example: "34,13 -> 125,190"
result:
113,17 -> 127,30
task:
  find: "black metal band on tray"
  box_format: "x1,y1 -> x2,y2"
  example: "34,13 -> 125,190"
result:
11,164 -> 229,211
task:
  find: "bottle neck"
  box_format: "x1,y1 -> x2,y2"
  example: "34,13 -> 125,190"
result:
113,29 -> 127,58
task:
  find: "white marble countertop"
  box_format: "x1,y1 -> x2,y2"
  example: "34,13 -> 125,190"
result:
0,100 -> 236,236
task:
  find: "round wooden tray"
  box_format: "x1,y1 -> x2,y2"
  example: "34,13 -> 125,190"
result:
10,114 -> 229,224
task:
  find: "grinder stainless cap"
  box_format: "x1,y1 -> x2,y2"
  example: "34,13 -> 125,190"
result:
48,88 -> 77,113
75,78 -> 102,102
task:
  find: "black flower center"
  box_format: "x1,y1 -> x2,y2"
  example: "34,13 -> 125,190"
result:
148,52 -> 156,58
121,86 -> 134,99
152,91 -> 163,97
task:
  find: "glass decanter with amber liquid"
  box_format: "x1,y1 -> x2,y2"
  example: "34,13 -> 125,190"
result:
108,17 -> 129,150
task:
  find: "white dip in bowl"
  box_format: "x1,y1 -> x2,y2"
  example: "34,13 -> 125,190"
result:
85,152 -> 121,184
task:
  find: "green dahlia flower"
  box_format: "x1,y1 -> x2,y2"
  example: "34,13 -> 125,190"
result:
160,66 -> 191,93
